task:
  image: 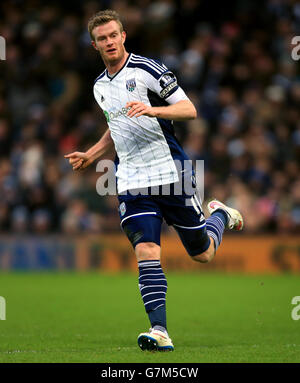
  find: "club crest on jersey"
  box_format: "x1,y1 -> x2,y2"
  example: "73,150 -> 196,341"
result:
126,78 -> 136,92
119,202 -> 126,216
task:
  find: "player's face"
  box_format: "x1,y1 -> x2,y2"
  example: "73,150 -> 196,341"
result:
92,21 -> 126,65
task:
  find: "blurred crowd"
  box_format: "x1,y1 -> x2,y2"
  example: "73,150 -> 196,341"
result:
0,0 -> 299,235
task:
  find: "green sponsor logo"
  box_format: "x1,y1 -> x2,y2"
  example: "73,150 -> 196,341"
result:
104,107 -> 130,123
103,110 -> 110,122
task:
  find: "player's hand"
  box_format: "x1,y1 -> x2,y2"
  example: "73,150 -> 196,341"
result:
126,101 -> 156,118
64,151 -> 92,171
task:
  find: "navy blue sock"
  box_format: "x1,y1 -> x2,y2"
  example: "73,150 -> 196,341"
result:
206,211 -> 227,250
149,306 -> 167,330
213,209 -> 229,226
138,260 -> 167,330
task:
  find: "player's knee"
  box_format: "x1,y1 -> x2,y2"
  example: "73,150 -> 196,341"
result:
135,242 -> 160,261
189,237 -> 215,263
190,254 -> 210,263
190,249 -> 214,263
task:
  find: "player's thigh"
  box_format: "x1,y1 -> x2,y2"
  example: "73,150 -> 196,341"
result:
119,197 -> 163,249
175,224 -> 211,257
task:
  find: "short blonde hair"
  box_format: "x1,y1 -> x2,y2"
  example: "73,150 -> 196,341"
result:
88,10 -> 123,41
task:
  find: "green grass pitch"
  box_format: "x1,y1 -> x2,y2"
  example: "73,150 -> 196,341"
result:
0,272 -> 299,363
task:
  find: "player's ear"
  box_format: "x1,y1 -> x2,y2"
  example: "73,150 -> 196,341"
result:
91,40 -> 98,51
121,30 -> 126,44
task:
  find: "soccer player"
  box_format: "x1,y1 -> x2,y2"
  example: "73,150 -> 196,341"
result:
65,10 -> 243,352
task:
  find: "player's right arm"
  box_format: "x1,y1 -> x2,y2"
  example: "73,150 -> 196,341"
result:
64,128 -> 115,171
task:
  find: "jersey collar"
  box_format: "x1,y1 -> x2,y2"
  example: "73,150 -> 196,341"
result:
106,53 -> 132,81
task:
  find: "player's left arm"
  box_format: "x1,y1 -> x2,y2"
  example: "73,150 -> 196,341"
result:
126,66 -> 197,121
126,99 -> 197,121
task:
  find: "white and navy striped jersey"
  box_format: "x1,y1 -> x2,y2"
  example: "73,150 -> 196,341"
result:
93,53 -> 190,193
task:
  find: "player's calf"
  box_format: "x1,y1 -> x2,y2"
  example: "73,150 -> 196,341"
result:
135,242 -> 169,348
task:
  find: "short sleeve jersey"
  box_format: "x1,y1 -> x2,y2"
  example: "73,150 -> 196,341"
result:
93,53 -> 190,193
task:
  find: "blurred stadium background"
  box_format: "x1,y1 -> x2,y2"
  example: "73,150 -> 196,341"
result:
0,0 -> 300,363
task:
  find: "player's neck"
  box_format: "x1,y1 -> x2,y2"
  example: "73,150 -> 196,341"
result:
105,51 -> 129,76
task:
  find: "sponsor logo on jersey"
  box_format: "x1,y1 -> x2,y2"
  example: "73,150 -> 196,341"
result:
126,78 -> 136,92
103,107 -> 130,122
103,110 -> 110,122
159,71 -> 177,98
